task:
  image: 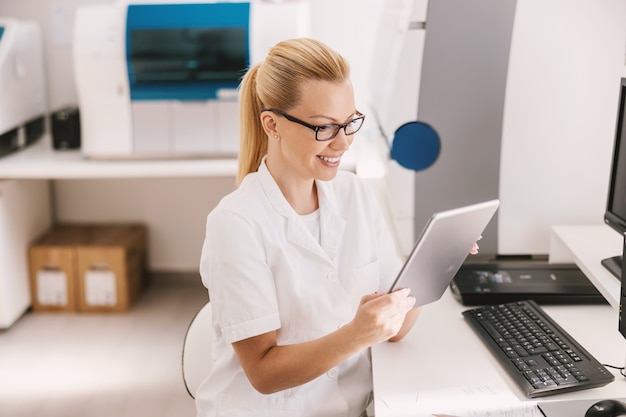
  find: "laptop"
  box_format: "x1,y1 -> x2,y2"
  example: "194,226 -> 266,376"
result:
388,199 -> 500,306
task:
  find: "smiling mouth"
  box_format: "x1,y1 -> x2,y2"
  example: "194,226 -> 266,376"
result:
317,155 -> 341,164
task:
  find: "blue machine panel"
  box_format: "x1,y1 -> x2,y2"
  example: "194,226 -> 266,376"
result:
126,2 -> 250,101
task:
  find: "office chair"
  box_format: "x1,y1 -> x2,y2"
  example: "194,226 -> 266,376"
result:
181,301 -> 213,399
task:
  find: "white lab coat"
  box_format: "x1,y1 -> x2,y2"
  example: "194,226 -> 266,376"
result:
196,159 -> 402,417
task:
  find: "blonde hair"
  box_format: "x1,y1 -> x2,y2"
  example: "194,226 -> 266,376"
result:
236,38 -> 351,185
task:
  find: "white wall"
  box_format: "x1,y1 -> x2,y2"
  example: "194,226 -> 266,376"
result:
51,177 -> 236,271
365,0 -> 626,256
498,0 -> 626,254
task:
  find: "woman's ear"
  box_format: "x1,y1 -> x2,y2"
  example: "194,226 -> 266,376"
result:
261,112 -> 280,141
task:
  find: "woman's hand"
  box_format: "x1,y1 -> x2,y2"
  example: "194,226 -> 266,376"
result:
469,235 -> 482,255
232,288 -> 416,394
347,288 -> 416,348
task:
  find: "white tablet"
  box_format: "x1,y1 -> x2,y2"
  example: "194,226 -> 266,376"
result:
388,199 -> 500,306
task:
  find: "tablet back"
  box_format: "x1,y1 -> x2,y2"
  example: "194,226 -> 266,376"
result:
389,199 -> 500,306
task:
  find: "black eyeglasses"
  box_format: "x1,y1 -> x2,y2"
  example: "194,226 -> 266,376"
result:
262,109 -> 365,141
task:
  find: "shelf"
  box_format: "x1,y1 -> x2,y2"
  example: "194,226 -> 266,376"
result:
0,133 -> 365,180
0,136 -> 240,179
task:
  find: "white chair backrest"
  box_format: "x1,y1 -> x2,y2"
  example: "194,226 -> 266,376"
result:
182,302 -> 213,399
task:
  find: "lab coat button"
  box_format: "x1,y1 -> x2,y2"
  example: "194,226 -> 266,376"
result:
327,271 -> 338,281
327,367 -> 339,378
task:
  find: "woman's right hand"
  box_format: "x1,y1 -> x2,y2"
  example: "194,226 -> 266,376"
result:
348,288 -> 416,348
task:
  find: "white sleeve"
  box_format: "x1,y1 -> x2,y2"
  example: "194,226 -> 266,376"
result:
200,209 -> 281,344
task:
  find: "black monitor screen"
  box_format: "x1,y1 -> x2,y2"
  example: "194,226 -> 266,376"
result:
606,79 -> 626,233
602,78 -> 626,279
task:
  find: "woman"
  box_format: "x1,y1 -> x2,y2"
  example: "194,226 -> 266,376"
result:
196,38 -> 420,417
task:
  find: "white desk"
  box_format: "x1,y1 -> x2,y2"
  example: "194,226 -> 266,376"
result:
549,225 -> 623,309
372,225 -> 626,416
372,289 -> 626,416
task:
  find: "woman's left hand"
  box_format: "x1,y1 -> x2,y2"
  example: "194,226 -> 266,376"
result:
469,235 -> 482,255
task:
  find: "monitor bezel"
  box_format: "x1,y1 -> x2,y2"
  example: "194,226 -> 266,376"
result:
604,77 -> 626,234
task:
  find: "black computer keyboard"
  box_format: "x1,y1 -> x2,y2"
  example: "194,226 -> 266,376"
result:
462,300 -> 614,398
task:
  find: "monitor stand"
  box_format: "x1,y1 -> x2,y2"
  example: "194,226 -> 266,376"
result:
601,255 -> 623,281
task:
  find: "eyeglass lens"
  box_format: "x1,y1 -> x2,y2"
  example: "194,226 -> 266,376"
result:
316,117 -> 364,141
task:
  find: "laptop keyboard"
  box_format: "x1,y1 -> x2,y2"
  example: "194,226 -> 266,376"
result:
462,300 -> 614,398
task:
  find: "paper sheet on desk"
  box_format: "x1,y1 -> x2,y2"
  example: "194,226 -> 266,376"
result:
379,384 -> 542,417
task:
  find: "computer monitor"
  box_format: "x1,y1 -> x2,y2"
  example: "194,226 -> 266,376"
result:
601,77 -> 626,279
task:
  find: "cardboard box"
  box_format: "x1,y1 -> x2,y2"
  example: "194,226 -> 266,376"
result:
28,225 -> 89,312
29,224 -> 147,313
76,225 -> 147,312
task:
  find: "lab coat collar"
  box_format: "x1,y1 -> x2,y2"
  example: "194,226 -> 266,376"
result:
257,158 -> 346,264
316,178 -> 347,263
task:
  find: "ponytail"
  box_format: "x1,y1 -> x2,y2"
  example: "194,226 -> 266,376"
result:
237,64 -> 267,185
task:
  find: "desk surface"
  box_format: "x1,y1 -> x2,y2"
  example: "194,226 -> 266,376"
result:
372,289 -> 626,416
550,225 -> 623,309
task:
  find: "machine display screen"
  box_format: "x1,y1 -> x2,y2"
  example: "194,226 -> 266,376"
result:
125,2 -> 250,101
129,27 -> 247,84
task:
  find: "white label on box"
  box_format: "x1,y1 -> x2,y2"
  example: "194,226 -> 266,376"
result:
84,270 -> 117,306
36,270 -> 68,306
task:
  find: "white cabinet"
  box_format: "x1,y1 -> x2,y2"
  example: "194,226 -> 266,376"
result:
0,180 -> 51,328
